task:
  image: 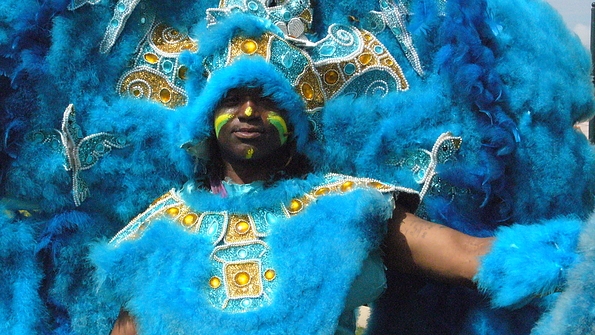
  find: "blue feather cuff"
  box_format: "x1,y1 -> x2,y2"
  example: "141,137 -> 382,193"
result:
474,217 -> 583,309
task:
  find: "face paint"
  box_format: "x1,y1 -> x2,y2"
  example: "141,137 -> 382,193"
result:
244,106 -> 253,117
214,113 -> 234,138
245,147 -> 254,159
267,111 -> 289,145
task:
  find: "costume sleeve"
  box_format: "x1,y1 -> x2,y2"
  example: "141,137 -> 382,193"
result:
473,216 -> 583,309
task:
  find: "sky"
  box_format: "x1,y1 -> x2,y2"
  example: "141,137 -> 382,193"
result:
545,0 -> 590,48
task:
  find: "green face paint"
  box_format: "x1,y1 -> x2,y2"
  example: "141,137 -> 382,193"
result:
267,112 -> 289,145
214,113 -> 234,138
245,147 -> 254,159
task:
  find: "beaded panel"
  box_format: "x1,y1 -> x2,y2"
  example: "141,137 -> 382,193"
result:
110,189 -> 281,312
110,174 -> 417,312
204,24 -> 408,113
117,22 -> 198,109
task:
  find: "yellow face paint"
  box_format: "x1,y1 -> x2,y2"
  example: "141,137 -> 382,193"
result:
245,147 -> 254,159
267,112 -> 289,145
214,113 -> 234,138
244,106 -> 253,117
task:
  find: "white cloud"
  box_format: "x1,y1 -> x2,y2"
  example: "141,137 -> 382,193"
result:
573,23 -> 590,49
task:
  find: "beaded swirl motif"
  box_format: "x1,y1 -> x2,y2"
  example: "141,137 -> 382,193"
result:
110,174 -> 415,312
71,0 -> 450,109
118,22 -> 198,109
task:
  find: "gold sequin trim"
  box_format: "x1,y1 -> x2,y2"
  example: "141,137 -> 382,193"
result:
285,174 -> 412,217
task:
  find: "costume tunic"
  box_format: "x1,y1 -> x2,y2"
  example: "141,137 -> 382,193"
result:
93,173 -> 418,334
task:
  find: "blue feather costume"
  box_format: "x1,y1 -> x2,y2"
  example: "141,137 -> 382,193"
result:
1,0 -> 594,334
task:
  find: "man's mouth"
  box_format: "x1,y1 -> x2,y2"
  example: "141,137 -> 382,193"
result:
232,127 -> 264,139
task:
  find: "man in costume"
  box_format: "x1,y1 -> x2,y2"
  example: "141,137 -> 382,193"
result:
0,0 -> 594,334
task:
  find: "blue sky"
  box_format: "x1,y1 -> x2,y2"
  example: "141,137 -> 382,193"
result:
545,0 -> 590,48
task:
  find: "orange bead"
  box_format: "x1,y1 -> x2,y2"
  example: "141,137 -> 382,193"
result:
160,88 -> 172,103
166,207 -> 180,216
241,40 -> 258,54
359,53 -> 373,65
324,70 -> 339,85
144,53 -> 159,64
182,213 -> 198,226
209,276 -> 221,289
301,83 -> 314,100
314,187 -> 330,196
340,181 -> 355,192
235,221 -> 251,234
234,272 -> 251,286
264,269 -> 276,281
289,199 -> 303,213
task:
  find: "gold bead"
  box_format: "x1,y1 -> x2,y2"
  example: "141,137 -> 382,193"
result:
288,199 -> 303,213
340,181 -> 355,192
235,221 -> 251,234
144,53 -> 159,64
181,42 -> 194,50
209,276 -> 221,289
314,187 -> 330,196
358,53 -> 373,65
178,66 -> 188,80
300,9 -> 312,22
367,181 -> 383,189
301,83 -> 314,100
363,33 -> 373,41
234,271 -> 251,286
264,269 -> 276,281
182,213 -> 198,226
241,39 -> 258,54
384,58 -> 394,66
132,88 -> 141,97
166,207 -> 180,216
324,69 -> 339,85
160,88 -> 172,103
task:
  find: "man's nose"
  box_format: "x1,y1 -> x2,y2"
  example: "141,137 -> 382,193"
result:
238,100 -> 261,119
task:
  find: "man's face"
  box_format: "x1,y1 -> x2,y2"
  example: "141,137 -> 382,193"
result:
213,87 -> 290,163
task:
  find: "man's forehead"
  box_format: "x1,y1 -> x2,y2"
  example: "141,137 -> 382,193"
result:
225,86 -> 264,98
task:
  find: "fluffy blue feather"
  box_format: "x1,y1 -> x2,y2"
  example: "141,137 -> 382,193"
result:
474,216 -> 583,309
0,209 -> 46,334
532,212 -> 595,334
